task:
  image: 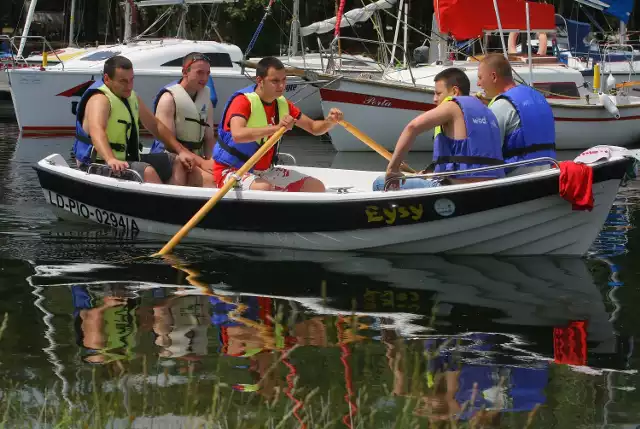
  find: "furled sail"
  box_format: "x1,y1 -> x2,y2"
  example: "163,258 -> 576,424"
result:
300,0 -> 397,37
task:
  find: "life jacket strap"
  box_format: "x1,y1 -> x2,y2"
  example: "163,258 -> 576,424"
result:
503,143 -> 556,159
185,117 -> 211,128
75,133 -> 126,153
434,156 -> 505,166
178,138 -> 205,151
217,139 -> 251,163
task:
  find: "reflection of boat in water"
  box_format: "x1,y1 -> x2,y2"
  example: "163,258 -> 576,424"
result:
29,247 -> 630,369
23,245 -> 637,426
205,249 -> 625,367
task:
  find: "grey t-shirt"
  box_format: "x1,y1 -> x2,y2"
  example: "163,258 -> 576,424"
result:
489,98 -> 520,145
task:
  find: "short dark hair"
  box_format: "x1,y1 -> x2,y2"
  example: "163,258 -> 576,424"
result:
433,67 -> 471,96
256,56 -> 285,78
103,55 -> 133,79
182,52 -> 210,71
480,53 -> 513,80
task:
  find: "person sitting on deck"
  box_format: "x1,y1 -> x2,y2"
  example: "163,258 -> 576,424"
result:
508,0 -> 549,56
477,53 -> 556,176
373,67 -> 504,191
150,52 -> 217,187
72,55 -> 199,184
212,56 -> 344,192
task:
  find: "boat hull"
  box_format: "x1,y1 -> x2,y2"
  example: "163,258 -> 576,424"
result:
34,154 -> 632,256
319,78 -> 640,151
8,69 -> 322,136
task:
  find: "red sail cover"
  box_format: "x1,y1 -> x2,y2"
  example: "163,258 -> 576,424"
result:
435,0 -> 556,40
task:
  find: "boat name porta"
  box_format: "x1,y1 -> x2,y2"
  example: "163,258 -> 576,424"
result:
47,190 -> 140,234
363,96 -> 393,108
365,204 -> 423,225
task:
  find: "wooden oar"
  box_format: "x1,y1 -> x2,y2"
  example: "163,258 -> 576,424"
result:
338,120 -> 416,174
616,80 -> 640,89
154,127 -> 287,256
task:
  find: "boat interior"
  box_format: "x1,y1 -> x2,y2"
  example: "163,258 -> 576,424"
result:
39,152 -> 579,202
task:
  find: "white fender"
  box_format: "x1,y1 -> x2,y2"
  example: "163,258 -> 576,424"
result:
599,92 -> 621,119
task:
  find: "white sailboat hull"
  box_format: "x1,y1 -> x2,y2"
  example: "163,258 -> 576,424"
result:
320,77 -> 640,151
8,68 -> 321,136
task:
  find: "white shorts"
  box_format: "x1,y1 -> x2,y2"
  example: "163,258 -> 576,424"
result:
220,166 -> 313,191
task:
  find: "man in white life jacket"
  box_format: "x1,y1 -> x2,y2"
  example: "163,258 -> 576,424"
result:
72,55 -> 198,184
375,68 -> 504,191
152,52 -> 217,187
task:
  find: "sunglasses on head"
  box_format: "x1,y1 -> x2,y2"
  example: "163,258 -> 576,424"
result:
183,54 -> 210,72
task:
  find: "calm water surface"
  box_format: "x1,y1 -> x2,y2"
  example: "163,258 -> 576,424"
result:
1,121 -> 640,428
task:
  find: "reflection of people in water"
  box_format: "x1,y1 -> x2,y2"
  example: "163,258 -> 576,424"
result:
382,329 -> 548,426
72,285 -> 139,366
210,295 -> 330,399
152,291 -> 210,361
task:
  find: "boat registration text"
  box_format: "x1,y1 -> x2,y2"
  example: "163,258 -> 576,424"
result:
46,190 -> 140,233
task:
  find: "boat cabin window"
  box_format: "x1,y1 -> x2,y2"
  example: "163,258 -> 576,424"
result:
161,53 -> 233,68
79,50 -> 121,61
533,82 -> 580,98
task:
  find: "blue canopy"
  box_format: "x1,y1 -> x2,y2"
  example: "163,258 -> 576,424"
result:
575,0 -> 634,24
565,18 -> 591,55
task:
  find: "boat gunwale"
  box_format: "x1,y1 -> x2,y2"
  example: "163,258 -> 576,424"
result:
317,72 -> 640,110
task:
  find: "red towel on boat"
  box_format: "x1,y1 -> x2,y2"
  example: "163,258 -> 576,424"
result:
559,161 -> 594,211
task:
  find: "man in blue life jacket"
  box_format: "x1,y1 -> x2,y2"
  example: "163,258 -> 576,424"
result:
72,55 -> 199,184
151,52 -> 217,187
212,56 -> 344,192
373,68 -> 504,191
477,53 -> 556,176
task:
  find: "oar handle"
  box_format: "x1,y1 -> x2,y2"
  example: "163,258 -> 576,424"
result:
154,127 -> 287,256
338,120 -> 416,174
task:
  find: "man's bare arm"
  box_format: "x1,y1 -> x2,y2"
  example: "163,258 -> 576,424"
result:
387,103 -> 456,172
139,97 -> 189,155
154,92 -> 176,138
295,114 -> 333,136
295,108 -> 343,136
86,94 -> 117,162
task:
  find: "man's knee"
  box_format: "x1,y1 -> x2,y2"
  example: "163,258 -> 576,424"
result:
372,175 -> 386,191
143,166 -> 162,184
300,177 -> 325,192
250,178 -> 274,191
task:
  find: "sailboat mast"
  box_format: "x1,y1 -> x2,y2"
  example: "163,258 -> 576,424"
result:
619,21 -> 626,44
389,0 -> 404,67
124,0 -> 132,41
290,0 -> 300,56
68,0 -> 77,47
17,0 -> 39,58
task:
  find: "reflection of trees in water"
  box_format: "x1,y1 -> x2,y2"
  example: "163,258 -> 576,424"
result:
0,123 -> 19,203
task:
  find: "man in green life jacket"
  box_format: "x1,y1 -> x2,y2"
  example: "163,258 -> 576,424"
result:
73,55 -> 198,184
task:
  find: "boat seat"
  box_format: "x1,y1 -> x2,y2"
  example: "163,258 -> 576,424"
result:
276,152 -> 297,166
85,163 -> 144,183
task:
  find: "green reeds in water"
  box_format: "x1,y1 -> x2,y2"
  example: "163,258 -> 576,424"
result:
0,308 -> 550,429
